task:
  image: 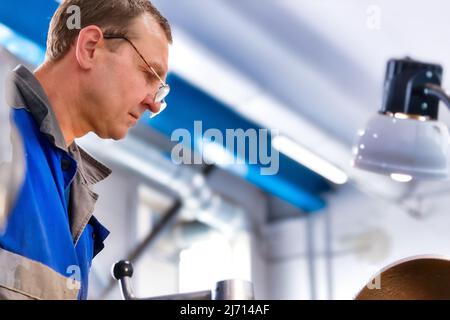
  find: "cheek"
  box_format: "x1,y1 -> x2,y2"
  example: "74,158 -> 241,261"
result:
106,74 -> 140,112
120,70 -> 147,98
99,59 -> 147,114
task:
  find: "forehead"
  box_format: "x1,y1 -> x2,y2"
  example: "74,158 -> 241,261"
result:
129,14 -> 169,75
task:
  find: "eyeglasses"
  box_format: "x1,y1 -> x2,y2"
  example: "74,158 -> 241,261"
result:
103,34 -> 170,116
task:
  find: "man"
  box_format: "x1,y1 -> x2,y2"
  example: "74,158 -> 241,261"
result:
0,0 -> 172,299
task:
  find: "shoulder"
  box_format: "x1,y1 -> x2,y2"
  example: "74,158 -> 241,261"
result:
10,106 -> 39,138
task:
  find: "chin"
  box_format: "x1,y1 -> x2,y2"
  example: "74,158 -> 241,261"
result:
111,130 -> 128,140
97,128 -> 128,141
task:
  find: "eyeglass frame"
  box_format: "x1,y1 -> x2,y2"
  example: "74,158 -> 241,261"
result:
103,34 -> 170,106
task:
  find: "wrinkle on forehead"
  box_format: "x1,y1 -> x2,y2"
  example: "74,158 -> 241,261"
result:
127,14 -> 169,46
128,14 -> 169,75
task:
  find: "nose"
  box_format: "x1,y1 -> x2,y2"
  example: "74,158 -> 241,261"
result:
141,94 -> 161,114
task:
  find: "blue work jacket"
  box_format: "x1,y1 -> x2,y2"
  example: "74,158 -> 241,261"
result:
0,65 -> 111,300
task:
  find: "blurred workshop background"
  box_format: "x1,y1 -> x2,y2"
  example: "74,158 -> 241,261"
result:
2,0 -> 450,299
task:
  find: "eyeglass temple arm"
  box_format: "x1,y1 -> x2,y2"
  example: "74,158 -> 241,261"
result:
103,35 -> 166,86
123,39 -> 166,86
149,66 -> 166,86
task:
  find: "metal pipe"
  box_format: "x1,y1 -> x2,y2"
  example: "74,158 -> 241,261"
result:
324,208 -> 333,300
98,163 -> 215,299
306,213 -> 317,300
118,277 -> 137,300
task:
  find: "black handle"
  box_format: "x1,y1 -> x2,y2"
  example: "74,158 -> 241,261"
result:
112,260 -> 134,280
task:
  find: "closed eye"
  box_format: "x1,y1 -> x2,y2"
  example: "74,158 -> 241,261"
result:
143,69 -> 158,83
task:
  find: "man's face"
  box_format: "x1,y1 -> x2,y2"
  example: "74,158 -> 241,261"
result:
85,14 -> 169,140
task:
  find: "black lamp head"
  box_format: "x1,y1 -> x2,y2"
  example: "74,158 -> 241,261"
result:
381,57 -> 443,119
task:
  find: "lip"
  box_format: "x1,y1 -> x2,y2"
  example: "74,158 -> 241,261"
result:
129,113 -> 139,121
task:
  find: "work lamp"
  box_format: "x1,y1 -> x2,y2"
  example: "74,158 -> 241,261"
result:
352,58 -> 450,180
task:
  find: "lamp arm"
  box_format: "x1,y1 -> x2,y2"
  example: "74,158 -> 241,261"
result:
424,83 -> 450,110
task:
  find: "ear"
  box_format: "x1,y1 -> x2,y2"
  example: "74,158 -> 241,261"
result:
75,25 -> 104,70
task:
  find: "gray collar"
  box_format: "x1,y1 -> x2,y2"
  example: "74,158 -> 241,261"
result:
7,64 -> 68,151
6,64 -> 112,185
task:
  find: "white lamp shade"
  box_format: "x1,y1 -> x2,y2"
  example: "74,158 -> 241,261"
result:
352,113 -> 450,179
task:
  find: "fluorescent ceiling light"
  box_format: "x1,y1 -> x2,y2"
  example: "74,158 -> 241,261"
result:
197,139 -> 248,176
272,135 -> 348,185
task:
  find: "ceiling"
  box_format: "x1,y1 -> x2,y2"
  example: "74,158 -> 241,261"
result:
151,0 -> 450,200
153,0 -> 450,141
2,0 -> 450,205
